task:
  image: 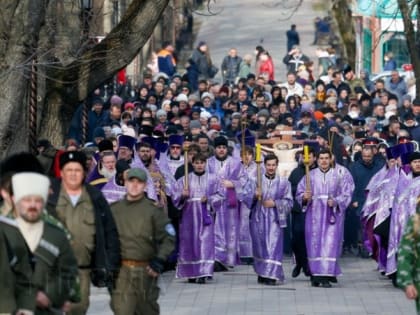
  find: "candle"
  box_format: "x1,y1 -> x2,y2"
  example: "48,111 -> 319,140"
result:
303,145 -> 309,163
255,143 -> 261,162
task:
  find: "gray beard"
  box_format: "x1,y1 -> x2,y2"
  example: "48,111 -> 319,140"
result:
100,168 -> 116,179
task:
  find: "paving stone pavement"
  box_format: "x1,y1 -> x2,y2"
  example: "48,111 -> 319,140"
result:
88,256 -> 416,315
194,0 -> 323,83
87,1 -> 415,314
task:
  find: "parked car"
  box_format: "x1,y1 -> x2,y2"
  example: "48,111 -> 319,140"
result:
371,70 -> 413,83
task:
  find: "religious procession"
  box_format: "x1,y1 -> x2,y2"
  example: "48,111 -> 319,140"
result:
2,11 -> 420,315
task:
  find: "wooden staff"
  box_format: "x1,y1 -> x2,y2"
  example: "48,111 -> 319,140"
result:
255,143 -> 262,200
184,145 -> 189,190
241,117 -> 247,162
303,145 -> 311,193
328,130 -> 336,168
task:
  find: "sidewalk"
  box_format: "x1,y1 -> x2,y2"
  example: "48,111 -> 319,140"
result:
191,0 -> 325,83
88,256 -> 415,315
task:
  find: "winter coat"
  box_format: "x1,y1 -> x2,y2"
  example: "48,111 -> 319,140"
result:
221,55 -> 242,84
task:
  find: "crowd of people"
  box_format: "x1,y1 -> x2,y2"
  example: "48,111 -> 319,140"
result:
2,35 -> 420,314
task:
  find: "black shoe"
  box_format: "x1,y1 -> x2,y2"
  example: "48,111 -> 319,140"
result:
359,247 -> 371,259
292,265 -> 302,278
350,245 -> 359,256
258,276 -> 264,284
311,276 -> 320,287
389,273 -> 398,287
240,257 -> 254,265
214,261 -> 228,272
197,277 -> 206,284
264,278 -> 277,286
329,276 -> 337,283
321,280 -> 332,288
188,278 -> 196,283
303,265 -> 311,277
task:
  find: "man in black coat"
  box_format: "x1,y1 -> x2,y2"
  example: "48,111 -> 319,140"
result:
346,147 -> 383,256
46,151 -> 120,315
288,145 -> 317,278
286,24 -> 300,52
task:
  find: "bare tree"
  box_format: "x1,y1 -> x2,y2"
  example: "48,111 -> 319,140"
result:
330,0 -> 356,68
397,0 -> 420,99
331,0 -> 420,98
0,0 -> 170,157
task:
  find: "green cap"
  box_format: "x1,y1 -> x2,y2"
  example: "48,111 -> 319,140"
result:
126,168 -> 148,182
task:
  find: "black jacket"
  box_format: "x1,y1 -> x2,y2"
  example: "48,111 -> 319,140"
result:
47,179 -> 121,288
288,163 -> 317,213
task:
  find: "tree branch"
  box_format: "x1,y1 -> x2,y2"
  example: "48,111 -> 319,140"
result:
49,0 -> 170,104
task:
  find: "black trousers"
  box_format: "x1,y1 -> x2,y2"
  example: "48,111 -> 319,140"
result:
344,206 -> 360,248
291,211 -> 307,267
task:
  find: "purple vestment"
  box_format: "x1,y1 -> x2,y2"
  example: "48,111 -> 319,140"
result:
361,165 -> 391,221
86,165 -> 109,189
361,166 -> 400,271
163,154 -> 185,176
250,173 -> 292,281
360,165 -> 399,271
296,166 -> 354,277
207,155 -> 248,267
239,162 -> 258,258
131,157 -> 168,204
101,174 -> 157,204
101,176 -> 126,204
386,175 -> 420,275
173,172 -> 217,279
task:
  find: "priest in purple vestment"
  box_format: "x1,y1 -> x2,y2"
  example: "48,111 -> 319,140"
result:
86,151 -> 117,189
239,143 -> 258,263
250,154 -> 292,285
164,135 -> 185,176
101,160 -> 130,204
297,149 -> 354,288
387,151 -> 420,279
174,153 -> 217,284
207,136 -> 249,270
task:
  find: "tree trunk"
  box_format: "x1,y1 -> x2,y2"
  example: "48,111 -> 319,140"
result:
0,0 -> 170,157
330,0 -> 356,68
398,0 -> 420,99
0,0 -> 46,155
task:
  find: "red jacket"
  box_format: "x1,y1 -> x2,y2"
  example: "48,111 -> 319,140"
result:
258,58 -> 274,81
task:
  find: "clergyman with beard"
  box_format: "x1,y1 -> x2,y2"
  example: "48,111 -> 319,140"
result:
87,151 -> 117,189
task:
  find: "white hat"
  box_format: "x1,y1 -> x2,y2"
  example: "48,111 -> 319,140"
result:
122,126 -> 136,138
12,172 -> 50,203
201,92 -> 214,101
176,94 -> 188,103
200,111 -> 212,120
161,99 -> 171,108
386,104 -> 397,112
111,126 -> 122,136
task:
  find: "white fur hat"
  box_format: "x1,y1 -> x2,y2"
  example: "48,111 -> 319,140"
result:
12,172 -> 50,202
176,94 -> 188,103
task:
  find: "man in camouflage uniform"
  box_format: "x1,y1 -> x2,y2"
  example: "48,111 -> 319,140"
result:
0,216 -> 35,315
397,204 -> 420,315
110,168 -> 175,315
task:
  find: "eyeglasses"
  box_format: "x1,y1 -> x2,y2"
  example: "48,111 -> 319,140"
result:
170,146 -> 181,150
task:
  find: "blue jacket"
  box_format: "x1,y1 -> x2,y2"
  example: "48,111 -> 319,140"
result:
349,158 -> 383,211
157,49 -> 176,77
68,104 -> 107,143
